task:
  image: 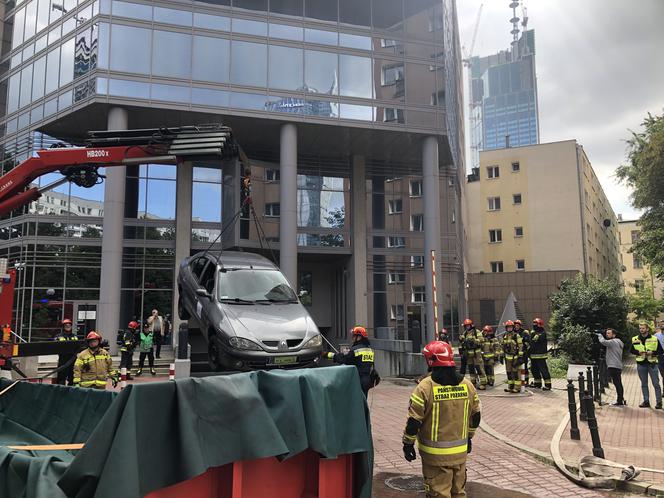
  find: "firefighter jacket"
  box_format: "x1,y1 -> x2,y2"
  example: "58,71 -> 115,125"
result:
403,376 -> 481,466
631,334 -> 663,364
119,330 -> 137,353
529,327 -> 549,359
501,332 -> 523,361
328,342 -> 375,392
516,328 -> 531,354
55,332 -> 79,365
73,347 -> 116,389
482,335 -> 502,360
460,328 -> 484,354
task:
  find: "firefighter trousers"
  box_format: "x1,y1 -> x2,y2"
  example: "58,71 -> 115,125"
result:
467,353 -> 486,387
120,351 -> 134,371
530,358 -> 551,388
422,460 -> 467,498
505,359 -> 519,391
484,359 -> 495,386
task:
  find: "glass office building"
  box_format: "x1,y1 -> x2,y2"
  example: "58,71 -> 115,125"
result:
0,0 -> 465,364
469,29 -> 539,167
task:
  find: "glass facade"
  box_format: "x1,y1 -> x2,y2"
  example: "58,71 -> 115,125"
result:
0,0 -> 465,344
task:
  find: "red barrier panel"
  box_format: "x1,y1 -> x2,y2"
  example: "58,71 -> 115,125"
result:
146,450 -> 354,498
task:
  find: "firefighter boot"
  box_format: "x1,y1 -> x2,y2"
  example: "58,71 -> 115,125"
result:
135,369 -> 142,376
151,368 -> 157,376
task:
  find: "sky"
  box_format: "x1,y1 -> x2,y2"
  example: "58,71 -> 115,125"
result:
456,0 -> 664,220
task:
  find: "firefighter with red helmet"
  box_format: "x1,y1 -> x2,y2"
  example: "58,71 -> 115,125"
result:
530,318 -> 552,390
502,320 -> 523,393
438,328 -> 450,342
460,319 -> 487,390
73,331 -> 117,389
402,341 -> 481,497
117,320 -> 139,380
514,319 -> 531,384
55,318 -> 79,385
325,326 -> 378,397
481,325 -> 502,387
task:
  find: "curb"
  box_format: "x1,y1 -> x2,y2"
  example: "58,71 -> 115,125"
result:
479,419 -> 554,466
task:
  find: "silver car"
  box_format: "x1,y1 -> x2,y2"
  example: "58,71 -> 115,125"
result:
177,251 -> 323,370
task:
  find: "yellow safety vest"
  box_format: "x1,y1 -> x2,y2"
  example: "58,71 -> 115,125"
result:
632,335 -> 658,364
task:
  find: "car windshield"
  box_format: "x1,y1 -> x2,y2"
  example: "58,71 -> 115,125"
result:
217,269 -> 298,303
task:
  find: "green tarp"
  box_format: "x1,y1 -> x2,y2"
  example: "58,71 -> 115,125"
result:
0,366 -> 373,498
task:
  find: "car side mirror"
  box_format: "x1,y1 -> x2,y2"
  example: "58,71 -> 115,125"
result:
196,288 -> 211,298
299,290 -> 308,297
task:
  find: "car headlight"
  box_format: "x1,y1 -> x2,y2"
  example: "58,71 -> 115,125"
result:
228,337 -> 262,351
305,334 -> 323,348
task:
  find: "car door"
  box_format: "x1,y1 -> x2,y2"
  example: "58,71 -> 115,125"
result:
195,259 -> 218,331
184,257 -> 208,314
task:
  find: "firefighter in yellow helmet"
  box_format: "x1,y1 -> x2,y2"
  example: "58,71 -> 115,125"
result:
460,319 -> 487,390
73,331 -> 118,389
501,321 -> 523,394
403,341 -> 481,497
481,325 -> 502,387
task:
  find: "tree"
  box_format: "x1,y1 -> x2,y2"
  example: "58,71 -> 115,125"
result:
616,111 -> 664,279
627,286 -> 664,322
550,275 -> 629,362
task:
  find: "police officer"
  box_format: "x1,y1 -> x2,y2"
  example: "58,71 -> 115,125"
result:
403,341 -> 481,497
514,319 -> 531,384
326,326 -> 377,398
118,321 -> 139,380
502,320 -> 523,394
73,332 -> 117,389
460,319 -> 486,390
529,318 -> 552,390
481,325 -> 502,387
55,318 -> 79,386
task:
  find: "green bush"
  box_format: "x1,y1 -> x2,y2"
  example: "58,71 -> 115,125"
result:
556,323 -> 594,364
548,353 -> 570,379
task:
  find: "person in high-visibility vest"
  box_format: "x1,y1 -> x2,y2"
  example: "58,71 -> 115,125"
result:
73,332 -> 117,389
481,325 -> 502,387
514,319 -> 531,384
501,320 -> 523,394
325,326 -> 378,397
631,322 -> 663,409
55,318 -> 79,386
529,318 -> 552,390
402,341 -> 481,497
460,319 -> 486,390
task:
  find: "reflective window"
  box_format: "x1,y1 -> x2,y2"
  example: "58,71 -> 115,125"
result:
339,103 -> 373,121
305,0 -> 337,22
99,0 -> 111,14
304,98 -> 338,117
58,90 -> 72,110
372,0 -> 403,35
232,0 -> 267,12
193,166 -> 222,222
154,7 -> 192,26
191,87 -> 230,107
30,105 -> 44,123
35,34 -> 47,52
59,38 -> 75,86
406,63 -> 435,105
304,28 -> 337,46
7,74 -> 20,114
296,175 -> 346,228
97,23 -> 109,69
270,0 -> 303,17
143,179 -> 176,220
112,0 -> 152,20
304,50 -> 337,94
24,0 -> 37,41
48,25 -> 61,46
268,45 -> 303,91
22,43 -> 34,60
376,106 -> 404,124
96,77 -> 108,94
110,25 -> 151,74
230,41 -> 267,87
18,112 -> 30,130
404,0 -> 435,41
339,33 -> 371,50
339,0 -> 370,28
62,17 -> 76,37
232,18 -> 267,36
19,65 -> 33,109
6,119 -> 17,135
152,30 -> 191,79
193,13 -> 230,31
229,91 -> 269,110
192,36 -> 230,83
151,83 -> 190,103
10,54 -> 22,69
340,54 -> 372,98
12,8 -> 25,49
406,109 -> 436,128
108,78 -> 150,98
268,23 -> 303,41
44,97 -> 58,117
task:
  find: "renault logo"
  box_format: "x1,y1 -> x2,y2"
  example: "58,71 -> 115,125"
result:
279,340 -> 288,350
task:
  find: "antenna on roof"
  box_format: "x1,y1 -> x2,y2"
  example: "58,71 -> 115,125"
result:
509,1 -> 521,61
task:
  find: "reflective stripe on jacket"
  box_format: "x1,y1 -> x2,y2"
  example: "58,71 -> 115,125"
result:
404,376 -> 481,465
461,329 -> 484,354
73,348 -> 115,389
632,335 -> 659,363
529,328 -> 549,359
501,332 -> 522,361
482,336 -> 502,359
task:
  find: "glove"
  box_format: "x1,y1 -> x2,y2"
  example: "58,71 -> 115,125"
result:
403,444 -> 416,462
467,438 -> 473,454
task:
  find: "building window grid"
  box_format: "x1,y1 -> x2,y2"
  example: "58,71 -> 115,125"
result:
514,226 -> 523,237
487,197 -> 501,211
490,261 -> 503,273
489,229 -> 502,243
410,214 -> 423,231
388,199 -> 403,214
411,286 -> 425,303
516,259 -> 525,271
486,166 -> 500,179
512,193 -> 522,205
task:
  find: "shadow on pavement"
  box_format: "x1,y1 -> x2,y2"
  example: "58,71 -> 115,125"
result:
373,473 -> 535,498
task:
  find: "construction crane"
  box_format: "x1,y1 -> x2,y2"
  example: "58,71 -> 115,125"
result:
462,3 -> 484,170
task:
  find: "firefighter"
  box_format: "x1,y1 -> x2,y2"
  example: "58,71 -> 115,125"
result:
402,341 -> 481,497
529,318 -> 552,390
438,328 -> 450,342
325,326 -> 378,398
514,319 -> 531,384
73,331 -> 117,390
118,321 -> 139,380
460,319 -> 486,390
55,318 -> 79,386
481,325 -> 502,387
502,320 -> 523,393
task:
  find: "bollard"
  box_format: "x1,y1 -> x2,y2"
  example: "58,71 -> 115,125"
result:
120,367 -> 127,390
578,372 -> 587,422
520,368 -> 526,393
583,390 -> 605,458
593,364 -> 601,403
169,363 -> 175,381
567,379 -> 581,440
177,324 -> 189,360
586,366 -> 594,402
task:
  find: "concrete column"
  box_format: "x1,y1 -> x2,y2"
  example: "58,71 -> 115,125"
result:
172,161 -> 193,352
350,155 -> 368,328
422,136 -> 443,343
98,107 -> 128,354
279,123 -> 297,287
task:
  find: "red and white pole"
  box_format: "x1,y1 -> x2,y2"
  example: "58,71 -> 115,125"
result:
120,367 -> 127,390
430,250 -> 439,337
520,368 -> 526,393
169,363 -> 175,381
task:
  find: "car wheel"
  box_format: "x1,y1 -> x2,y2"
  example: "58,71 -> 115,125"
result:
208,334 -> 225,372
178,297 -> 190,320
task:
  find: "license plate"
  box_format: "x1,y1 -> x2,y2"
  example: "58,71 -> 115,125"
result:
273,356 -> 297,366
